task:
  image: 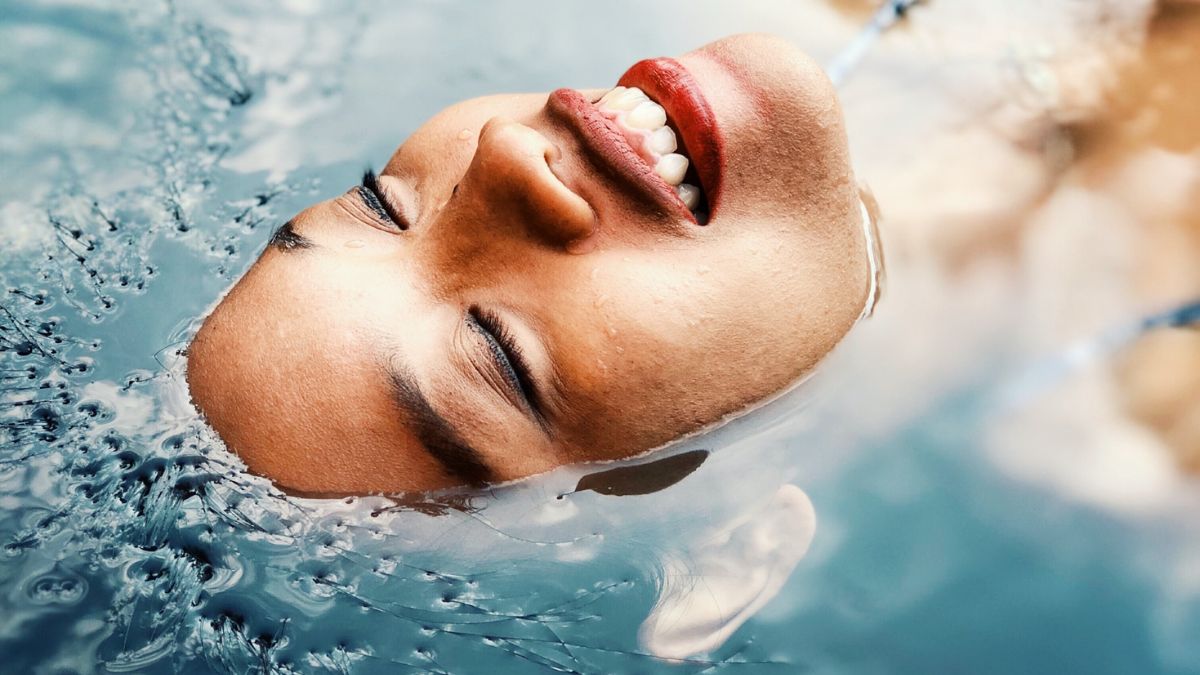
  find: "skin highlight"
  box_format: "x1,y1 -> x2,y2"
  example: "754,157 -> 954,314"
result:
186,34 -> 871,495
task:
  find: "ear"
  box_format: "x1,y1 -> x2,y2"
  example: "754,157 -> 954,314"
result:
639,484 -> 817,660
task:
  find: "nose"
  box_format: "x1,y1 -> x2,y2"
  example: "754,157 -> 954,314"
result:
456,117 -> 596,248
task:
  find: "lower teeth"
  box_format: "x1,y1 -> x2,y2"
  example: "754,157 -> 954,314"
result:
677,183 -> 700,211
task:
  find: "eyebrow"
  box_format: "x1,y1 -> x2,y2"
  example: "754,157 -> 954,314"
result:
268,221 -> 315,252
388,365 -> 493,487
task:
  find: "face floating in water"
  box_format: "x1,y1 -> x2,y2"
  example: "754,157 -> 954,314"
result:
186,34 -> 873,495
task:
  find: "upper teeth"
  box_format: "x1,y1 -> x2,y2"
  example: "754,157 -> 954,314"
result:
598,86 -> 647,110
595,85 -> 702,212
646,126 -> 677,155
626,101 -> 667,129
654,153 -> 688,185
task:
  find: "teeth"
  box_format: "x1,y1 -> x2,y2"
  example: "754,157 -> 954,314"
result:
597,86 -> 703,206
654,153 -> 689,186
626,101 -> 667,129
645,126 -> 677,155
603,86 -> 650,111
677,183 -> 700,210
598,86 -> 626,105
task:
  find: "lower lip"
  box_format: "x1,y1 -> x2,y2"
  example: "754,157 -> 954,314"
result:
546,58 -> 725,225
619,57 -> 724,217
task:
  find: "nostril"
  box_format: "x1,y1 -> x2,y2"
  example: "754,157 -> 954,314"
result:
468,117 -> 598,250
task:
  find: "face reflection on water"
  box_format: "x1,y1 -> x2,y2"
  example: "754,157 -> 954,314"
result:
186,34 -> 872,494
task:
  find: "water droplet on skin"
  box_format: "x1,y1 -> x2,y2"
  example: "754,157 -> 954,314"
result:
344,240 -> 365,249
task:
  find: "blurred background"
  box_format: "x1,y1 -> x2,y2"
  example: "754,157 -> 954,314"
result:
1,1 -> 1198,673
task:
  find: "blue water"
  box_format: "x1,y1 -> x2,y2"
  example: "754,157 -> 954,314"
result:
3,1 -> 1200,673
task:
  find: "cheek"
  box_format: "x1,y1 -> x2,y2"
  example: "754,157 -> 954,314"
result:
594,245 -> 830,394
562,255 -> 727,391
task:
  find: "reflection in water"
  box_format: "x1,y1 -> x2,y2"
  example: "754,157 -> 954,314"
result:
572,449 -> 709,497
2,1 -> 1200,673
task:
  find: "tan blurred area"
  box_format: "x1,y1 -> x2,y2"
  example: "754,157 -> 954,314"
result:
827,0 -> 1200,478
1095,4 -> 1200,473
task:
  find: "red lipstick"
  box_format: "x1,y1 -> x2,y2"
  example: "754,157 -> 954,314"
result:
619,57 -> 724,217
545,57 -> 724,226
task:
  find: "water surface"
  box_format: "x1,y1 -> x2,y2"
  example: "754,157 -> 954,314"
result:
2,1 -> 1199,673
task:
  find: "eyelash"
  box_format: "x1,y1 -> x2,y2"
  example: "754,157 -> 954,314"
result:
468,306 -> 540,412
358,169 -> 408,230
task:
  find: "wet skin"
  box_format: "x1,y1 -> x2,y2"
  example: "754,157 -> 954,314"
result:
186,34 -> 871,495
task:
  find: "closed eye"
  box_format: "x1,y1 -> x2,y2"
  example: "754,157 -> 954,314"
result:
466,306 -> 545,426
357,168 -> 409,231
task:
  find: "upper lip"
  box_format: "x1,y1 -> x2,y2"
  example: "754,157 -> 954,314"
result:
545,57 -> 723,225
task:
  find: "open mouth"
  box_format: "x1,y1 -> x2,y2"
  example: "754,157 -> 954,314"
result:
592,85 -> 707,220
616,57 -> 723,224
546,57 -> 723,226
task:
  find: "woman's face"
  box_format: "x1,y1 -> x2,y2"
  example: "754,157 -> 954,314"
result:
186,34 -> 871,495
